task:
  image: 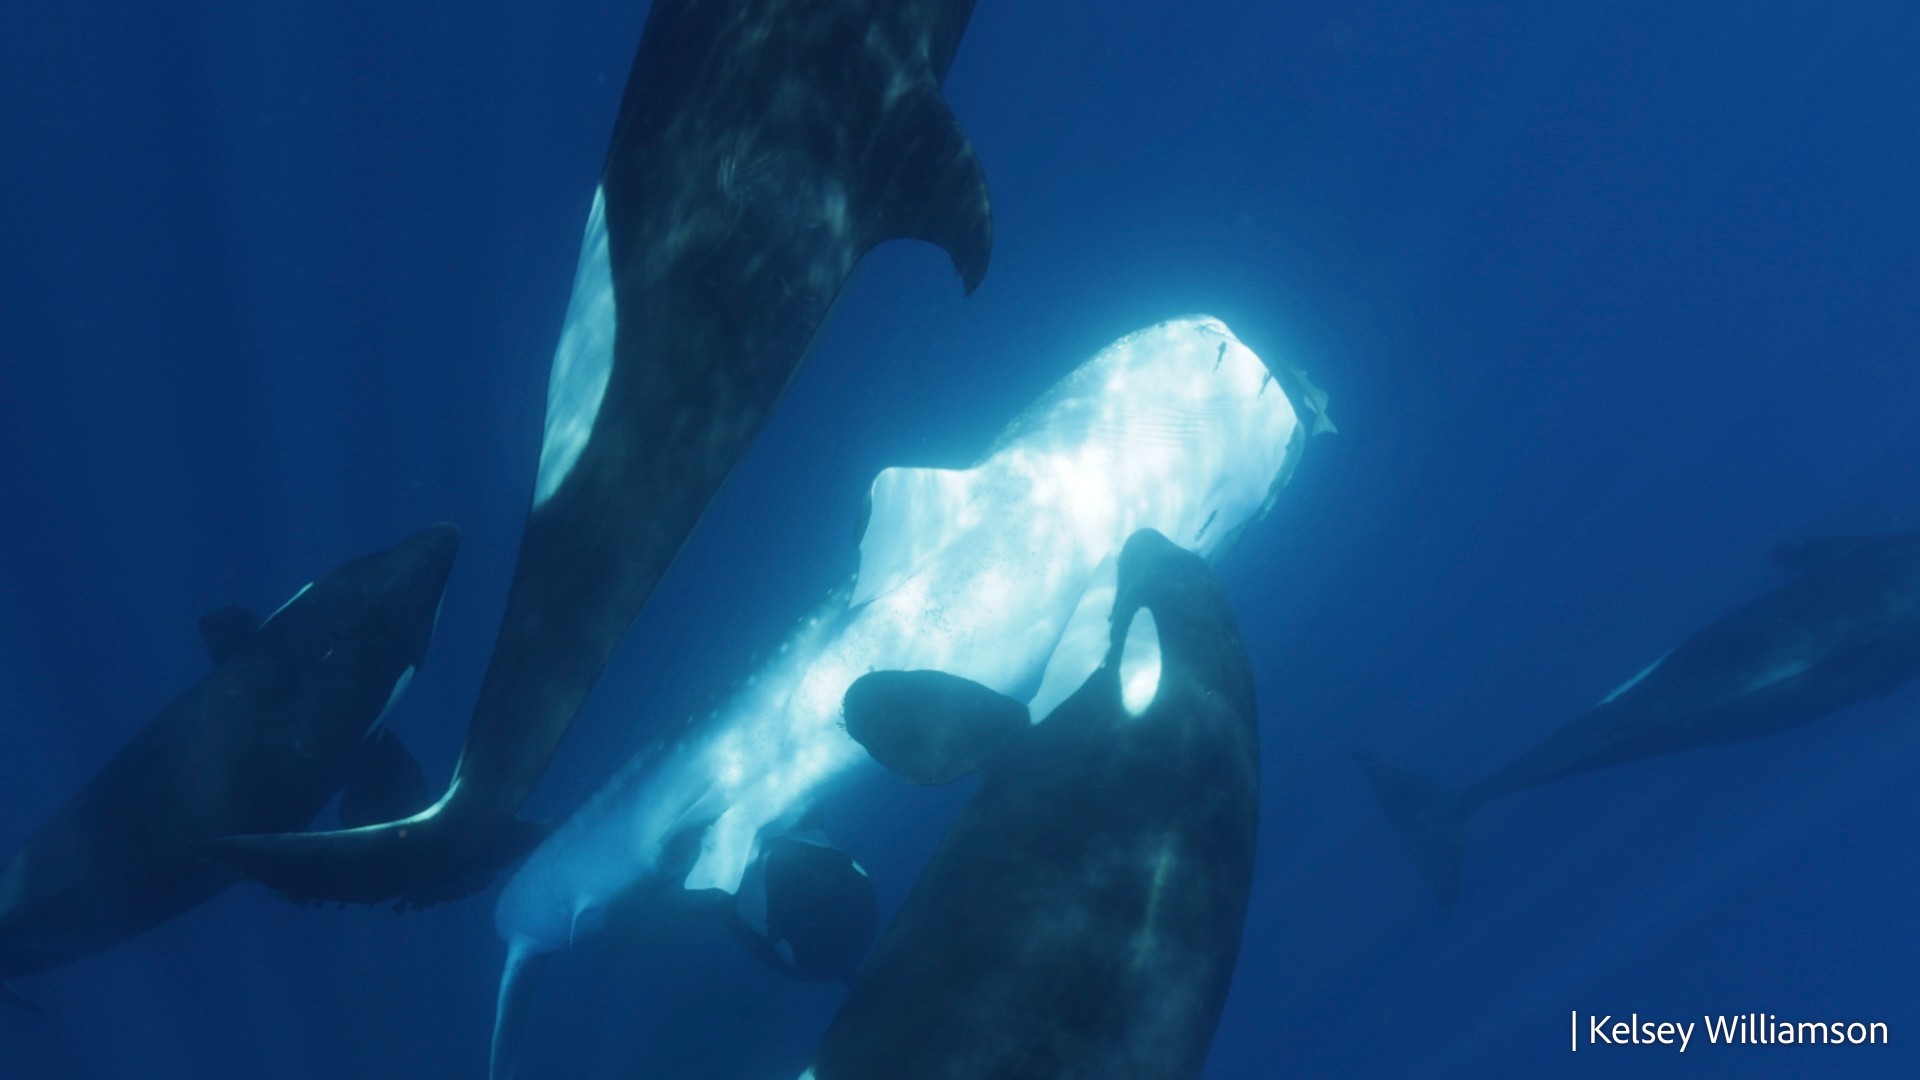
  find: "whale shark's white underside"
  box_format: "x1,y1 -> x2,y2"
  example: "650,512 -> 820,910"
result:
493,315 -> 1325,970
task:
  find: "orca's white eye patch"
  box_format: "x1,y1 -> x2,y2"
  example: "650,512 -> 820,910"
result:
1118,608 -> 1162,717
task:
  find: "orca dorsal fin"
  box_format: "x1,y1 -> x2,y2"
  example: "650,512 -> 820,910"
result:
1771,536 -> 1878,576
852,466 -> 980,606
860,76 -> 993,295
197,606 -> 262,666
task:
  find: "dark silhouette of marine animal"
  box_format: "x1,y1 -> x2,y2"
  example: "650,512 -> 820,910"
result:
1359,532 -> 1920,910
210,0 -> 993,908
809,529 -> 1260,1080
0,525 -> 457,1011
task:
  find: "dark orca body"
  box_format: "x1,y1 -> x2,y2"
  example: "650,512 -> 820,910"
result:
724,833 -> 878,984
0,526 -> 456,1006
212,0 -> 992,907
810,530 -> 1260,1080
1360,532 -> 1920,910
587,827 -> 878,984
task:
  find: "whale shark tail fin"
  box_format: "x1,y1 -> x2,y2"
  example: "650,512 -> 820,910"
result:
0,981 -> 43,1016
1354,753 -> 1469,913
489,935 -> 553,1080
205,811 -> 551,911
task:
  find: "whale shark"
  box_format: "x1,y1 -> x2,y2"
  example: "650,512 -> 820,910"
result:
484,317 -> 1331,1077
807,528 -> 1259,1080
209,0 -> 994,907
483,820 -> 880,1080
1358,531 -> 1920,911
0,525 -> 457,1011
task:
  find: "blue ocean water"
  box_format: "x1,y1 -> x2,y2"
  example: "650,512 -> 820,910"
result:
2,1 -> 1918,1077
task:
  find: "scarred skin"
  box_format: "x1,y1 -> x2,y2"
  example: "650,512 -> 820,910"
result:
814,530 -> 1261,1080
209,0 -> 993,907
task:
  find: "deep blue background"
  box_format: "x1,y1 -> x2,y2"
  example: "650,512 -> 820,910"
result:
3,1 -> 1919,1077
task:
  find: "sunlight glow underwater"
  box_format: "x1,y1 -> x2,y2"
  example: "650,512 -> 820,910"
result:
489,316 -> 1330,1065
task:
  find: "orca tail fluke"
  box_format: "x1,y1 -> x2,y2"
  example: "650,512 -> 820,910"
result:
490,936 -> 554,1080
0,981 -> 43,1016
1354,752 -> 1470,913
206,810 -> 551,911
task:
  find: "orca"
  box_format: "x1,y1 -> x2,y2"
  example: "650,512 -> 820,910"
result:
484,317 -> 1329,1078
841,669 -> 1028,785
721,831 -> 878,985
208,0 -> 995,908
0,525 -> 457,1009
1358,531 -> 1920,911
806,528 -> 1261,1080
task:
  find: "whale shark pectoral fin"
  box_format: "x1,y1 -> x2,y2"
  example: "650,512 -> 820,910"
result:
0,981 -> 44,1016
843,670 -> 1028,785
1265,354 -> 1337,437
1028,553 -> 1121,723
339,731 -> 431,830
861,77 -> 993,294
1770,536 -> 1877,576
851,467 -> 980,607
490,935 -> 553,1080
196,606 -> 262,666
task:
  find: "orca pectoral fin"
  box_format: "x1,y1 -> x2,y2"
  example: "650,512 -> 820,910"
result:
863,78 -> 993,294
842,669 -> 1028,785
0,981 -> 44,1016
197,606 -> 262,666
340,731 -> 431,829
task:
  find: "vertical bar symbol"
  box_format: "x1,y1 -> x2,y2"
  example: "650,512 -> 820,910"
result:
1571,1011 -> 1578,1052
